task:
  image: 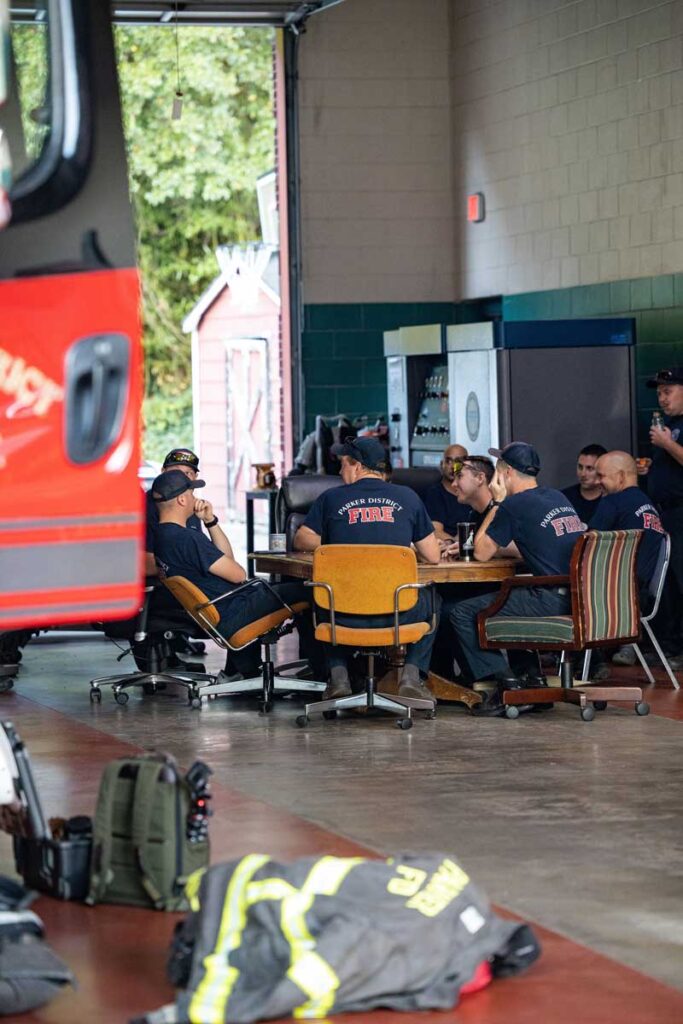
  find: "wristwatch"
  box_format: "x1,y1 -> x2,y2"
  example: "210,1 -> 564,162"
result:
206,516 -> 219,528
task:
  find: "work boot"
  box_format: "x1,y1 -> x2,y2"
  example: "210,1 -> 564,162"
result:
612,644 -> 637,666
322,666 -> 352,700
398,665 -> 435,703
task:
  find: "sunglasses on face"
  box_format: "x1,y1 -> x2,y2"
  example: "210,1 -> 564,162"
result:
443,458 -> 464,470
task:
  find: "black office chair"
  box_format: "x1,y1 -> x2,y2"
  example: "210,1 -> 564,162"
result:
278,475 -> 343,552
90,581 -> 215,705
391,466 -> 441,501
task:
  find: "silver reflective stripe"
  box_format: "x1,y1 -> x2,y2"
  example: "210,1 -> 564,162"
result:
0,539 -> 139,592
1,600 -> 135,620
0,514 -> 140,531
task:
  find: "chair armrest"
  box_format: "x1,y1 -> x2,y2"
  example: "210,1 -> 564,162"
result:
305,580 -> 337,643
394,582 -> 436,646
479,574 -> 570,620
196,577 -> 294,617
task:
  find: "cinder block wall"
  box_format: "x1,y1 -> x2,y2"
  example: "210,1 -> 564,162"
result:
451,0 -> 683,298
297,0 -> 683,443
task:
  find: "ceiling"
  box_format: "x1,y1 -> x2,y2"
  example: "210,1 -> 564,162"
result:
10,1 -> 344,27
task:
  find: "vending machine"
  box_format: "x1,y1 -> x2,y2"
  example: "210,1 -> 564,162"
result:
384,324 -> 451,468
446,318 -> 636,488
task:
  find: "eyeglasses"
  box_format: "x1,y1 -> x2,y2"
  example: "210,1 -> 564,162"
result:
443,458 -> 464,470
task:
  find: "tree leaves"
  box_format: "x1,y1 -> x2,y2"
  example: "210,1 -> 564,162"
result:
114,25 -> 275,458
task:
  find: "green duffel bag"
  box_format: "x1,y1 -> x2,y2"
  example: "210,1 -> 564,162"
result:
86,754 -> 210,911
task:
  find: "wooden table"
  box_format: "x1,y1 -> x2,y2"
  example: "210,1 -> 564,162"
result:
251,551 -> 521,584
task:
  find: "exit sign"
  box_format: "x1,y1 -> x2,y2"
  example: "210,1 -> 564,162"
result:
467,192 -> 485,222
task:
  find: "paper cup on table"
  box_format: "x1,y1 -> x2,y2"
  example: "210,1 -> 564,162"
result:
269,533 -> 287,553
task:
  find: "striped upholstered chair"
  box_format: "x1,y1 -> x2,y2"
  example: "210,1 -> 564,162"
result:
476,530 -> 650,721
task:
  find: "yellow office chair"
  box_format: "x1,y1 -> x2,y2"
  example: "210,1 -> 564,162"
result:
296,545 -> 437,730
163,576 -> 325,711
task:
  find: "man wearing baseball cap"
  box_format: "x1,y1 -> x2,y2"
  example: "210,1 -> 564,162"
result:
643,367 -> 683,665
145,448 -> 231,576
152,470 -> 320,679
294,436 -> 442,702
448,441 -> 584,716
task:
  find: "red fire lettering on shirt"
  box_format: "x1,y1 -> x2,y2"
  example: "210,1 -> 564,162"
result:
347,505 -> 395,525
550,515 -> 584,537
348,509 -> 361,524
642,512 -> 664,533
381,507 -> 395,522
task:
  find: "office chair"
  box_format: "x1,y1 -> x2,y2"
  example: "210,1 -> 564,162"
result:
163,576 -> 325,711
296,544 -> 437,730
580,533 -> 679,690
477,530 -> 650,721
90,582 -> 215,705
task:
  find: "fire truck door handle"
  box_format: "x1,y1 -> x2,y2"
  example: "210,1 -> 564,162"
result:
64,334 -> 130,465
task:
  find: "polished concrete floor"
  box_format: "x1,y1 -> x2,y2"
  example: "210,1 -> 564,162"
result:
1,631 -> 682,1023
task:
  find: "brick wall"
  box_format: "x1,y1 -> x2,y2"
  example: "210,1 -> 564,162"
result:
451,0 -> 683,297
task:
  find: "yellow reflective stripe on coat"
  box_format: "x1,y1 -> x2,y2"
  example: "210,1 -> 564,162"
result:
185,867 -> 206,912
188,853 -> 270,1024
282,856 -> 364,1019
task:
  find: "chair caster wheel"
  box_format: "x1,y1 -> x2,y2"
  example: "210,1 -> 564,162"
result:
114,691 -> 129,706
89,688 -> 101,704
396,717 -> 412,730
424,709 -> 436,720
322,709 -> 337,720
580,706 -> 595,721
635,701 -> 650,716
593,700 -> 607,710
190,695 -> 203,709
295,715 -> 309,728
504,706 -> 519,719
259,700 -> 273,714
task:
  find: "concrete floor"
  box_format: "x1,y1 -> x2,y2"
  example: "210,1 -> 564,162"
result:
6,630 -> 683,1001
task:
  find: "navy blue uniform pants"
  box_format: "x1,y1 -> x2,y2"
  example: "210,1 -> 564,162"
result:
449,586 -> 570,681
218,581 -> 324,678
325,589 -> 441,677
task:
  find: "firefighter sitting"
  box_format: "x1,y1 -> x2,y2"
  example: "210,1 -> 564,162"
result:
293,437 -> 442,703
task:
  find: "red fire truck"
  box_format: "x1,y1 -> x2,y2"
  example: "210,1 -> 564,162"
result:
0,1 -> 143,629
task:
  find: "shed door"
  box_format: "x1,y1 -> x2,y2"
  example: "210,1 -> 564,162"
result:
225,337 -> 271,513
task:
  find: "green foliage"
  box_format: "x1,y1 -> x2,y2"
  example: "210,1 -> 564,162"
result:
10,22 -> 49,166
143,390 -> 194,463
114,25 -> 275,454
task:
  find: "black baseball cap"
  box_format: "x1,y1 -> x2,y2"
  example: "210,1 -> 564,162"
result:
646,366 -> 683,388
152,469 -> 206,502
488,441 -> 541,476
330,437 -> 389,472
163,447 -> 200,470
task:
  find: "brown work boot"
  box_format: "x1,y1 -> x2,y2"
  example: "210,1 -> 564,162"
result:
398,665 -> 434,703
322,667 -> 352,700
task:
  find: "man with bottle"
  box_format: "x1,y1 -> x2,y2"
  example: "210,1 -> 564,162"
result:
643,368 -> 683,668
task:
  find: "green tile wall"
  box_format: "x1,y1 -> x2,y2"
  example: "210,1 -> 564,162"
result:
502,273 -> 683,451
301,302 -> 459,433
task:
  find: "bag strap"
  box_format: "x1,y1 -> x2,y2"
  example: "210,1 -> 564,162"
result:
87,760 -> 128,905
131,760 -> 174,909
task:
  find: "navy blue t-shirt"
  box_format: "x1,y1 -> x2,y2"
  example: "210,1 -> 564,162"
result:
423,481 -> 472,535
303,478 -> 434,547
487,487 -> 584,576
561,483 -> 602,526
154,522 -> 235,604
589,486 -> 664,584
145,488 -> 202,553
647,414 -> 683,506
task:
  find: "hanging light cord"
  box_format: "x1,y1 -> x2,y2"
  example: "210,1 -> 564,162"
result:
174,1 -> 182,95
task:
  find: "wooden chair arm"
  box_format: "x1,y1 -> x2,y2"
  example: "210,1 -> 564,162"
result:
475,574 -> 571,647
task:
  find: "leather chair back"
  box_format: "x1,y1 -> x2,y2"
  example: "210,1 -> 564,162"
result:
391,467 -> 441,501
279,475 -> 341,550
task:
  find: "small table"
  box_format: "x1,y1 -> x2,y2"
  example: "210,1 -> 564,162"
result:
245,490 -> 279,577
250,552 -> 521,584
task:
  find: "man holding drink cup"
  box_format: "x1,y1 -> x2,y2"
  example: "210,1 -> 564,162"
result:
640,367 -> 683,665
